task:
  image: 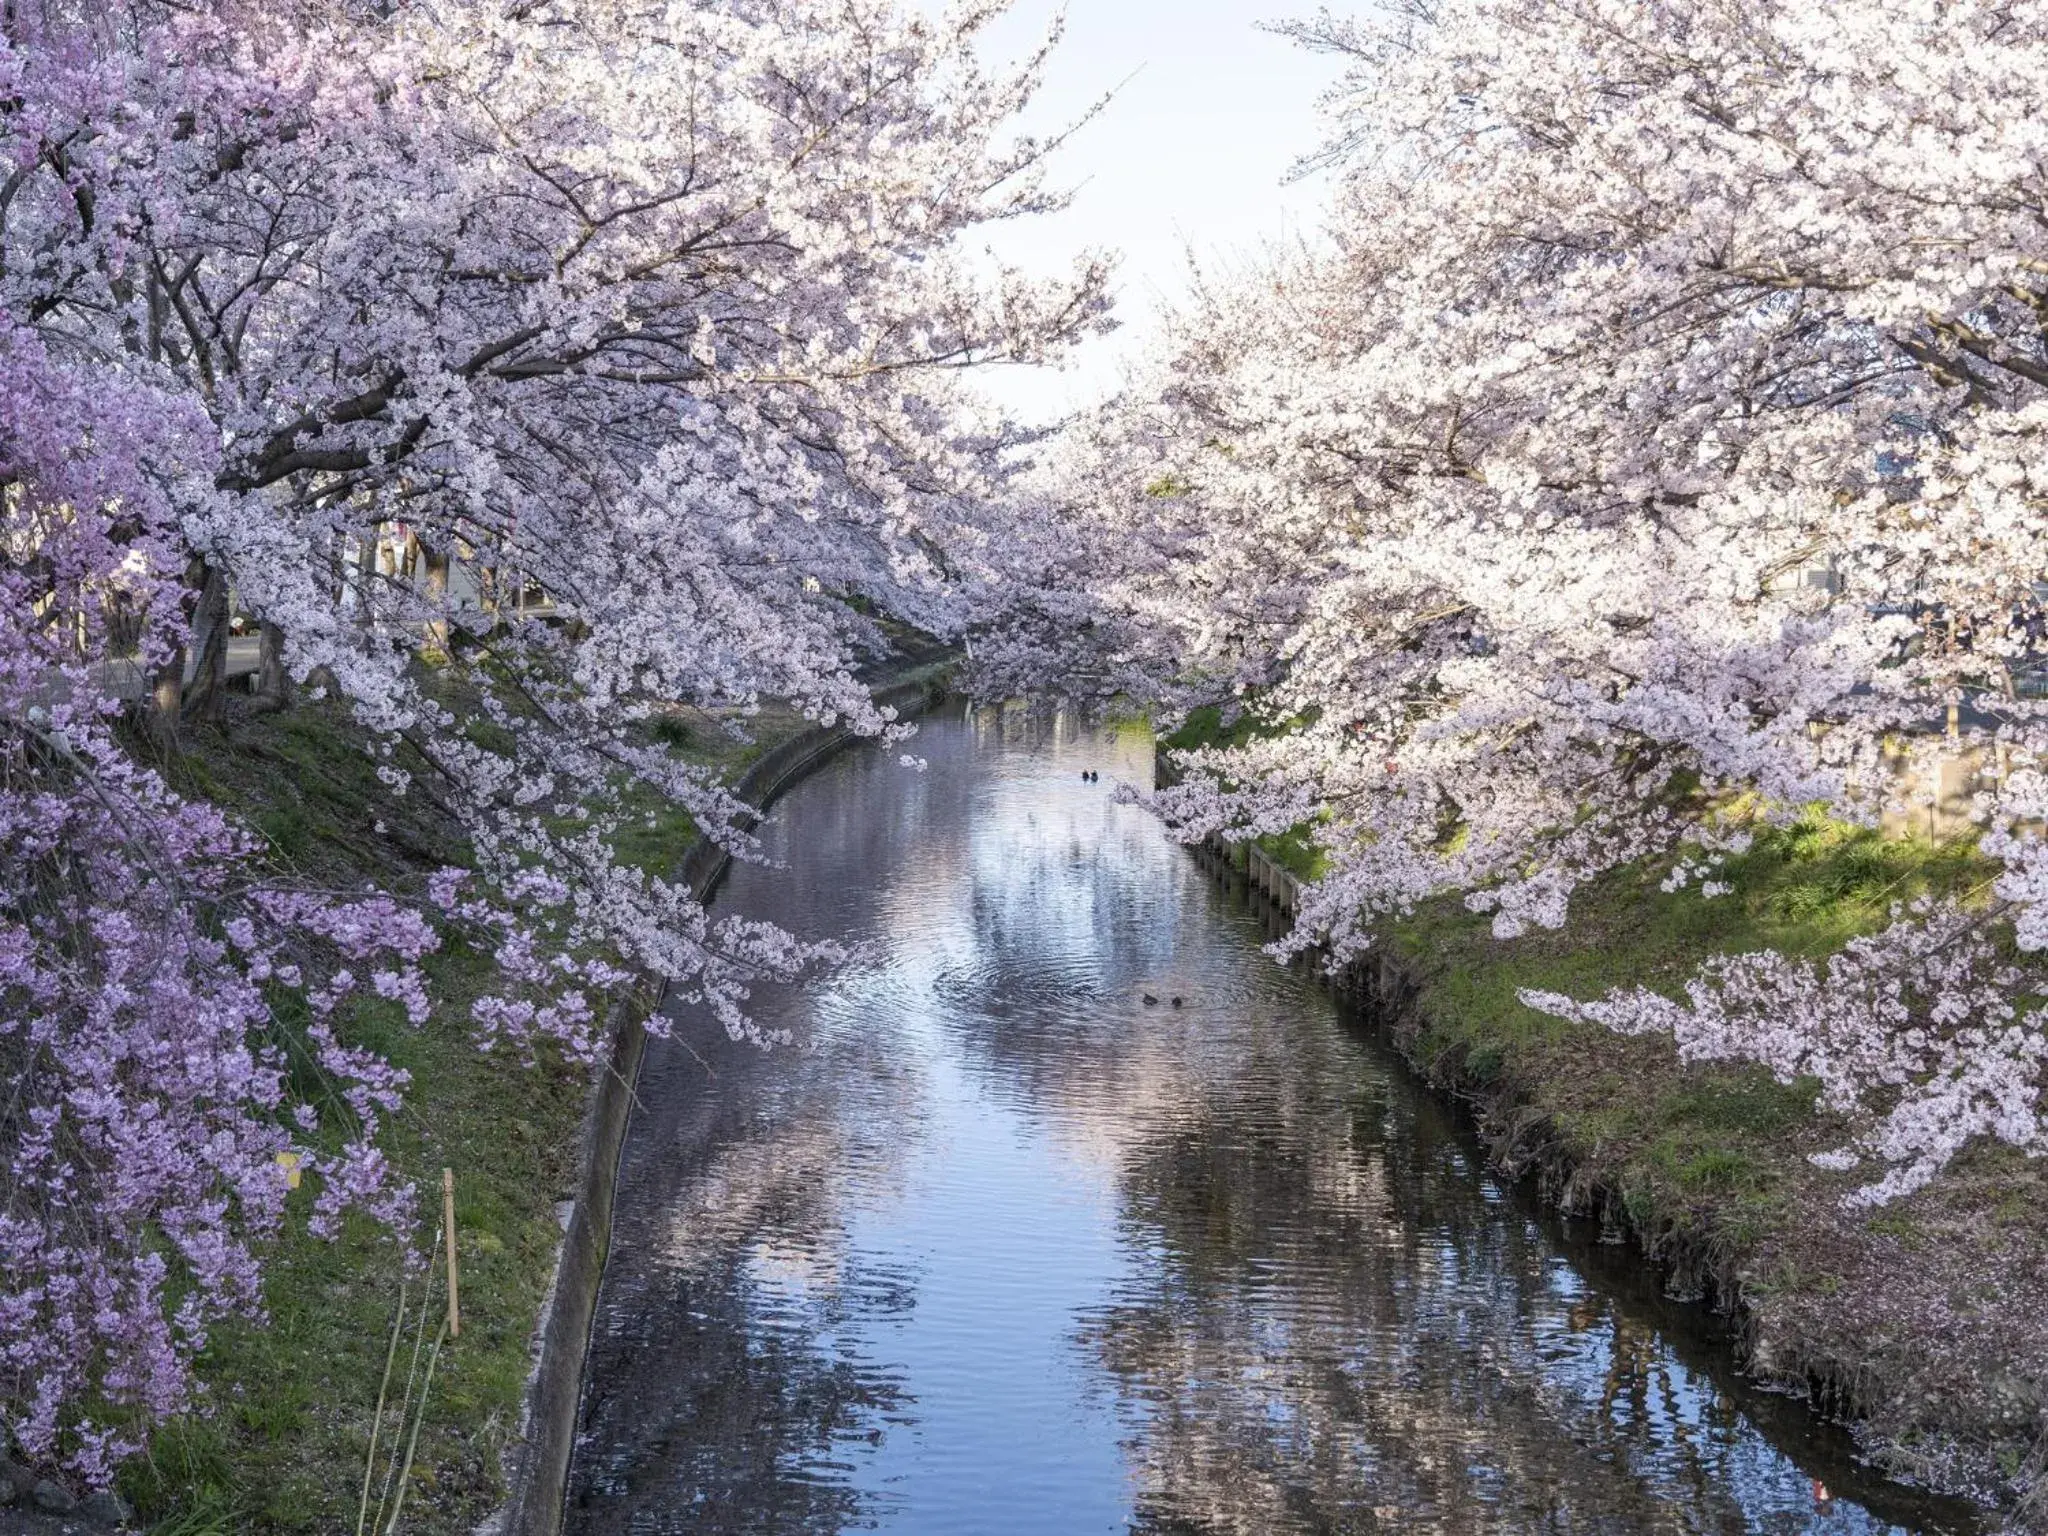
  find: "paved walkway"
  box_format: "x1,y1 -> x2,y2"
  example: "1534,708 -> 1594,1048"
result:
89,636 -> 263,702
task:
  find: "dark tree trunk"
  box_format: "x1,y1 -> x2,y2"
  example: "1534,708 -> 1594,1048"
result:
250,621 -> 291,714
147,651 -> 184,753
350,524 -> 380,629
423,544 -> 451,650
180,562 -> 231,724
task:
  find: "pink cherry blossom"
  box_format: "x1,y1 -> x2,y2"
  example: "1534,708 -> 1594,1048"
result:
991,0 -> 2048,1209
2,0 -> 1105,1479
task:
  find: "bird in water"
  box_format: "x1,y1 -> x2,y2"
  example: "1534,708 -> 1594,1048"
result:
1171,996 -> 1183,1008
1142,993 -> 1158,1006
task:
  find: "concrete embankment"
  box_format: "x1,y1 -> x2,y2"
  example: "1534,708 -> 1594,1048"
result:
492,670 -> 950,1536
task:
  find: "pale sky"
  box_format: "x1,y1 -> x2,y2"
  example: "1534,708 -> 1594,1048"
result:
964,2 -> 1347,423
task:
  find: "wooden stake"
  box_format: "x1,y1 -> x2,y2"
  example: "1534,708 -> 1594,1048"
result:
442,1168 -> 460,1339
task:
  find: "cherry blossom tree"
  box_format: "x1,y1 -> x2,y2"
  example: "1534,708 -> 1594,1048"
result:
1018,0 -> 2048,1205
3,0 -> 1106,1481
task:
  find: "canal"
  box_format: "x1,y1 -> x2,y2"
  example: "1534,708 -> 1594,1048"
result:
566,703 -> 1977,1534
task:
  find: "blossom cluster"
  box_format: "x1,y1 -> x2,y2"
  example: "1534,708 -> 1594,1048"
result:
0,703 -> 440,1478
1521,903 -> 2048,1207
2,0 -> 1103,1480
998,0 -> 2048,1205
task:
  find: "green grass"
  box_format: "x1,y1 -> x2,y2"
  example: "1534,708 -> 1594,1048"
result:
1381,810 -> 1993,1258
1159,702 -> 1315,756
123,709 -> 596,1532
1258,822 -> 1328,883
122,941 -> 590,1532
607,701 -> 817,882
126,692 -> 816,1533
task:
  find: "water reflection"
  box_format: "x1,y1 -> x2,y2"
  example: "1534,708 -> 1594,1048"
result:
568,704 -> 1978,1535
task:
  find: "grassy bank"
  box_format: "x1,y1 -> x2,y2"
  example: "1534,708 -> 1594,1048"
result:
1159,712 -> 2047,1515
1373,816 -> 2046,1510
124,694 -> 818,1533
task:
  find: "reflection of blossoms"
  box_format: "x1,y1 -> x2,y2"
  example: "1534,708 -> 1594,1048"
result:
1521,904 -> 2048,1206
1006,0 -> 2048,1206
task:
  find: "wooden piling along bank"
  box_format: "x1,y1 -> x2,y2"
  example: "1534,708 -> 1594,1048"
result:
1240,838 -> 1304,915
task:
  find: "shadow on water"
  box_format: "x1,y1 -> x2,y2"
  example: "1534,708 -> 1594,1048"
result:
567,702 -> 1985,1536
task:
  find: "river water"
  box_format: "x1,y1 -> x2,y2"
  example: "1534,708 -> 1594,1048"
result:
567,703 -> 1978,1535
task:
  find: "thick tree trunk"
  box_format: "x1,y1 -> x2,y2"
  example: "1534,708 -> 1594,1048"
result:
250,621 -> 291,714
180,562 -> 231,724
147,652 -> 183,753
355,526 -> 379,626
423,545 -> 451,650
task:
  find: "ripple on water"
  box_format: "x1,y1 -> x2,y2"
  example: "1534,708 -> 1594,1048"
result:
930,954 -> 1108,1014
